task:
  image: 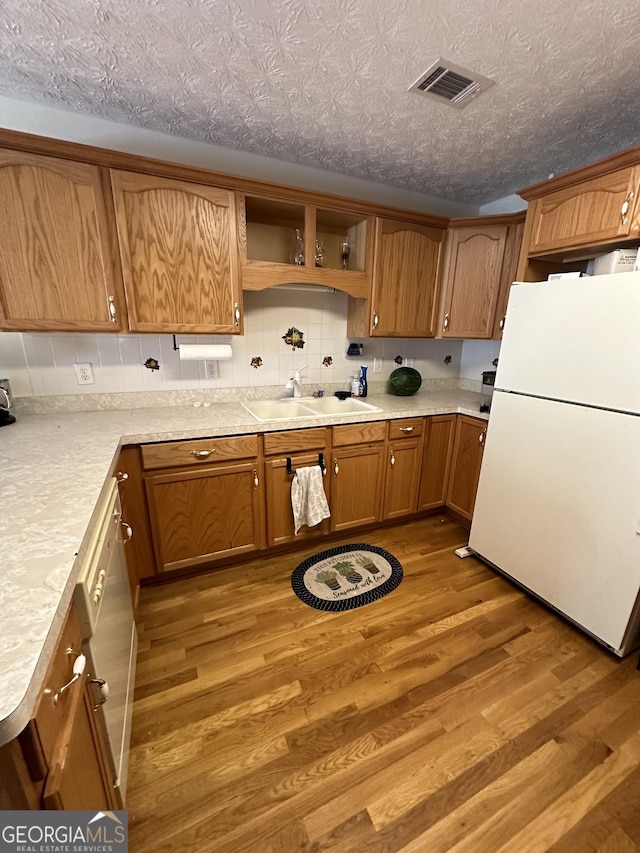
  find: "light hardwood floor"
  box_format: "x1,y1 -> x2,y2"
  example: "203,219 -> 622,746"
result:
126,515 -> 640,852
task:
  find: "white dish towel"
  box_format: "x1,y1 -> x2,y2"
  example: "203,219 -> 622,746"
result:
291,465 -> 330,535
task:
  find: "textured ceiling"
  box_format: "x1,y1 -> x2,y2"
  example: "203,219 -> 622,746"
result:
0,0 -> 638,205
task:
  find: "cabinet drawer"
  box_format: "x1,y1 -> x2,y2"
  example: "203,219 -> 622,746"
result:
263,427 -> 328,455
141,435 -> 258,469
388,418 -> 424,440
332,421 -> 386,446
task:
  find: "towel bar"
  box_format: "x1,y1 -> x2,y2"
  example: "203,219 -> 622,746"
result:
286,453 -> 326,475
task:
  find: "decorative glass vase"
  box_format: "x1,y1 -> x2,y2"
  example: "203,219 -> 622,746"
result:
292,228 -> 305,265
315,240 -> 326,268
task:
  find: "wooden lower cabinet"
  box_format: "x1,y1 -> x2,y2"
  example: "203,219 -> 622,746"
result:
330,421 -> 387,532
0,603 -> 117,810
145,461 -> 264,572
419,415 -> 456,510
383,419 -> 424,520
262,428 -> 330,548
446,415 -> 487,522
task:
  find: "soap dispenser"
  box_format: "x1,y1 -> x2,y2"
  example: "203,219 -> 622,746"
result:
359,365 -> 368,398
351,374 -> 360,396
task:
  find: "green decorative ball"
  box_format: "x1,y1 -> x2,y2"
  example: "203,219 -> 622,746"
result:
388,366 -> 422,396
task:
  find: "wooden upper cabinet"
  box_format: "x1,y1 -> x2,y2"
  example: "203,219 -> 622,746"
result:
238,194 -> 373,298
111,170 -> 242,333
492,218 -> 525,339
0,150 -> 126,332
437,214 -> 525,340
368,218 -> 445,337
439,222 -> 508,339
524,165 -> 640,256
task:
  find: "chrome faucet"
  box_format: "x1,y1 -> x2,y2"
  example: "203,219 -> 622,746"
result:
286,365 -> 308,398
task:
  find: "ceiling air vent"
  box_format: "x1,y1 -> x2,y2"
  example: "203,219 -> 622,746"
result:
409,59 -> 494,108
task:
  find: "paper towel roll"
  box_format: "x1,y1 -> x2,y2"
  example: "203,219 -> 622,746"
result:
178,344 -> 233,361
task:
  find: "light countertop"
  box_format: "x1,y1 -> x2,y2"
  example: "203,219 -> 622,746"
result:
0,389 -> 485,744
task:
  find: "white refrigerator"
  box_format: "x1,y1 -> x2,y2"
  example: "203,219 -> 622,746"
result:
469,273 -> 640,656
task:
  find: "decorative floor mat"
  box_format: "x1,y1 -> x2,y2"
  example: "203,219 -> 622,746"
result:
291,543 -> 403,612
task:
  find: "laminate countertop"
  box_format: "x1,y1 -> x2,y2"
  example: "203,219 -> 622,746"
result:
0,389 -> 486,745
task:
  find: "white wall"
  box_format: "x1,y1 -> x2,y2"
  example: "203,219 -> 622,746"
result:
1,290 -> 464,398
479,194 -> 526,215
459,339 -> 501,388
0,96 -> 477,218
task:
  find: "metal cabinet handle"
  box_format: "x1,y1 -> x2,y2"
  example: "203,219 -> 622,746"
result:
479,430 -> 486,445
115,471 -> 128,484
499,315 -> 506,331
399,426 -> 414,433
372,311 -> 379,330
333,459 -> 339,475
390,450 -> 396,467
443,313 -> 449,331
119,519 -> 133,544
234,302 -> 241,326
108,295 -> 117,324
54,651 -> 86,704
90,677 -> 109,710
253,469 -> 259,489
191,449 -> 215,458
621,191 -> 634,225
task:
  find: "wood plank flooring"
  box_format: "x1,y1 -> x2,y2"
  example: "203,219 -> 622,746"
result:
126,515 -> 640,852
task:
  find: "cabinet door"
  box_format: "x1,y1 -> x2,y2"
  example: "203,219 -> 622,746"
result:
111,170 -> 242,333
145,461 -> 263,572
383,437 -> 423,520
370,218 -> 445,337
446,416 -> 487,523
418,415 -> 456,511
492,220 -> 525,339
42,676 -> 117,810
440,225 -> 508,339
265,454 -> 330,547
527,166 -> 640,255
330,445 -> 385,532
0,150 -> 125,332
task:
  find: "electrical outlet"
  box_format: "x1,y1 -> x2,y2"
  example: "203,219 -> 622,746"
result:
74,362 -> 94,385
373,357 -> 383,373
204,360 -> 218,380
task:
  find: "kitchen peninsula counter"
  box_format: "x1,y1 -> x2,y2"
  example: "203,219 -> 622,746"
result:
0,389 -> 485,745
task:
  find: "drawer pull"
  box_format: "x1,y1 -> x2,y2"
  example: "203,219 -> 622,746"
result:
253,469 -> 259,489
334,459 -> 339,476
54,651 -> 86,704
499,315 -> 506,331
234,302 -> 241,326
115,471 -> 129,484
443,313 -> 450,331
108,295 -> 118,324
390,451 -> 396,467
372,311 -> 379,330
399,426 -> 414,433
479,430 -> 486,445
119,519 -> 133,544
191,449 -> 216,458
621,191 -> 634,225
90,678 -> 109,710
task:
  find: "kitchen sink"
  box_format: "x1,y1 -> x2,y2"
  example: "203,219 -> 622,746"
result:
242,396 -> 382,421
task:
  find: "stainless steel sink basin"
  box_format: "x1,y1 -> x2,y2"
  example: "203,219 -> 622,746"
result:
242,396 -> 382,421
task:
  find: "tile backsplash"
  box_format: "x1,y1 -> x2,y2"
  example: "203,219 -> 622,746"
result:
0,289 -> 499,404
